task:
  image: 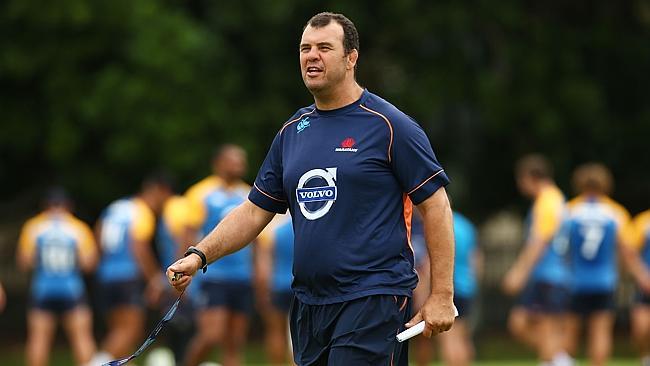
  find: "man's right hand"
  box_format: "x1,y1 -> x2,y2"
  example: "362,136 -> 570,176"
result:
166,254 -> 202,292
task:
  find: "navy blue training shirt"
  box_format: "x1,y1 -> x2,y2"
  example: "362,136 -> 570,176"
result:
249,89 -> 449,305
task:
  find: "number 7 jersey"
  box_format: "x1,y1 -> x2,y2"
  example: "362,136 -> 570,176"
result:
564,194 -> 633,293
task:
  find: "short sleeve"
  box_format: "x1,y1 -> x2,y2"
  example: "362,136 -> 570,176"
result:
531,190 -> 564,243
74,220 -> 97,256
132,204 -> 155,242
391,117 -> 449,204
18,218 -> 38,259
613,205 -> 634,248
631,212 -> 650,251
164,196 -> 191,238
249,131 -> 289,213
185,182 -> 209,229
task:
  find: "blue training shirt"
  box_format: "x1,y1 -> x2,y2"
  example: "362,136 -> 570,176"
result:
565,195 -> 631,293
19,212 -> 96,301
453,212 -> 478,298
411,212 -> 478,299
270,217 -> 294,293
249,89 -> 449,305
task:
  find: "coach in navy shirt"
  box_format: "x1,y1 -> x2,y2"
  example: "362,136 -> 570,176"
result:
168,12 -> 455,366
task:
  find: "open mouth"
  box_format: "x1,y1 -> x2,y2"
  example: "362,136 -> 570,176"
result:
306,66 -> 323,77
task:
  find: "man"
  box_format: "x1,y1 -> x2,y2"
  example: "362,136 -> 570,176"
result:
93,174 -> 172,363
183,144 -> 253,366
17,188 -> 98,366
255,213 -> 295,365
502,154 -> 571,366
630,208 -> 650,366
412,210 -> 481,366
562,163 -> 641,366
168,12 -> 455,366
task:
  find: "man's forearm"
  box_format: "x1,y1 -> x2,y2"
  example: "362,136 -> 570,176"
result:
196,200 -> 275,264
418,188 -> 455,298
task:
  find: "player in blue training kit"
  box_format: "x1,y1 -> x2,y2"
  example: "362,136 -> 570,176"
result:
183,144 -> 254,366
168,12 -> 455,366
256,214 -> 295,365
413,210 -> 481,366
560,163 -> 643,366
631,209 -> 650,366
94,175 -> 171,363
17,188 -> 98,366
154,194 -> 194,364
503,155 -> 572,366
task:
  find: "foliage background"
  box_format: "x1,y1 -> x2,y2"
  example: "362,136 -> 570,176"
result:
1,0 -> 649,352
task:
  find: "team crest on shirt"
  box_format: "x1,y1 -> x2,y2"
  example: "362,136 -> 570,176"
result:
295,167 -> 337,220
335,137 -> 358,152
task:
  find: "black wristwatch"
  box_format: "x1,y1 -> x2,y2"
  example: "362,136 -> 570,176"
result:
184,246 -> 208,273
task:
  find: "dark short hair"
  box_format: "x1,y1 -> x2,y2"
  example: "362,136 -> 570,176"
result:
515,154 -> 553,180
212,143 -> 245,163
572,162 -> 613,195
305,12 -> 359,56
142,170 -> 175,191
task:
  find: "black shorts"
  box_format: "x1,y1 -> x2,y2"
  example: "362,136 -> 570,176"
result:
517,281 -> 569,314
634,290 -> 650,306
195,280 -> 253,314
272,290 -> 294,314
290,295 -> 411,366
99,279 -> 145,311
454,295 -> 473,318
570,292 -> 615,315
31,295 -> 86,315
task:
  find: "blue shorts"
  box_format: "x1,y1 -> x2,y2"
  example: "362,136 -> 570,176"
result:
272,290 -> 294,314
570,291 -> 615,315
290,295 -> 411,366
517,281 -> 568,314
195,280 -> 253,314
31,295 -> 86,315
99,279 -> 145,311
454,295 -> 473,318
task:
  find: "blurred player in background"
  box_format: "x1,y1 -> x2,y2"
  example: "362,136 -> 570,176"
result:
631,209 -> 650,366
155,193 -> 194,364
561,163 -> 641,366
183,144 -> 253,366
413,210 -> 481,366
0,280 -> 5,313
92,174 -> 172,363
503,154 -> 571,366
16,188 -> 98,366
256,213 -> 295,366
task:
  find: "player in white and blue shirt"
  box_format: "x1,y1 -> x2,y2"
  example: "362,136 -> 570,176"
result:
256,214 -> 295,365
183,144 -> 254,366
166,12 -> 456,366
17,189 -> 98,366
562,163 -> 634,366
412,211 -> 480,366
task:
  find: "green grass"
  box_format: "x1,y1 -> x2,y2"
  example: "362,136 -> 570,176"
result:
0,344 -> 642,366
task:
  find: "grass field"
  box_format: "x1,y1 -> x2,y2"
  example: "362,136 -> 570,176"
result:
1,344 -> 642,366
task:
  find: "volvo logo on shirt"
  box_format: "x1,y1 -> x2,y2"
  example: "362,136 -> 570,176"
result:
296,167 -> 337,220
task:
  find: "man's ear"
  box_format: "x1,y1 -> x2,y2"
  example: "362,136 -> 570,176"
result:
347,49 -> 359,70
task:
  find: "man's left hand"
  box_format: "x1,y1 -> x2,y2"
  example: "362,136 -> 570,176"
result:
405,295 -> 455,338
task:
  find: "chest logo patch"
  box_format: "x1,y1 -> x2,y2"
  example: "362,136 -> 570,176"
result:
296,117 -> 311,133
296,167 -> 337,220
335,137 -> 358,152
